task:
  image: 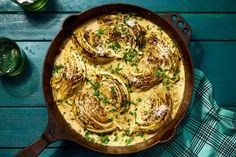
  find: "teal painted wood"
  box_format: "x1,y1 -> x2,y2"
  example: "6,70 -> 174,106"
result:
1,0 -> 236,12
0,107 -> 236,148
0,148 -> 133,157
1,41 -> 236,107
1,0 -> 236,156
189,41 -> 236,106
0,107 -> 235,149
0,13 -> 236,40
0,42 -> 47,107
0,108 -> 47,147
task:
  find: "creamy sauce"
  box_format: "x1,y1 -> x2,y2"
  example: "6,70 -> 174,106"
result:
51,13 -> 185,146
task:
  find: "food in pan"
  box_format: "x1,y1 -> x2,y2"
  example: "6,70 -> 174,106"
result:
50,12 -> 185,146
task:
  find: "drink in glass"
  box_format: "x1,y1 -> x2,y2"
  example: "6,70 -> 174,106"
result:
13,0 -> 48,11
0,37 -> 26,76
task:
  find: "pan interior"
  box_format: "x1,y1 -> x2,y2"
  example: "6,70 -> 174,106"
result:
49,12 -> 186,147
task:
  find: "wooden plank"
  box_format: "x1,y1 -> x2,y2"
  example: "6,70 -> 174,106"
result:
1,41 -> 236,107
0,148 -> 133,157
189,41 -> 236,106
1,0 -> 236,13
0,108 -> 47,147
0,13 -> 236,40
0,107 -> 235,148
0,42 -> 47,107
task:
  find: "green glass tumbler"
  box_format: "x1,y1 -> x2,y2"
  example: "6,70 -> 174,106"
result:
13,0 -> 48,11
0,37 -> 27,76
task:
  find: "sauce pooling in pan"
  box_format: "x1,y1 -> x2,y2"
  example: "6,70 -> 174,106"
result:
50,12 -> 185,146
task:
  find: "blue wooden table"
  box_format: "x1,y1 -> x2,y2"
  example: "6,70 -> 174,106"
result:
0,0 -> 236,156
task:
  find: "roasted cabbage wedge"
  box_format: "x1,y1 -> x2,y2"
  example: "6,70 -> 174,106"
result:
73,72 -> 130,133
50,40 -> 86,101
73,13 -> 146,64
135,86 -> 172,132
120,32 -> 182,92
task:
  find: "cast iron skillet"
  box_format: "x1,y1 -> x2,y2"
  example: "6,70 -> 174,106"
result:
16,4 -> 194,157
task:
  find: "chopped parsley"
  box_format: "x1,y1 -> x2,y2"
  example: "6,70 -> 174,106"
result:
110,86 -> 116,94
136,131 -> 144,138
123,48 -> 138,63
121,100 -> 130,108
123,15 -> 129,24
123,129 -> 130,136
52,64 -> 63,74
146,25 -> 151,31
154,68 -> 169,79
85,131 -> 94,142
157,26 -> 162,31
95,28 -> 104,36
171,69 -> 180,81
127,119 -> 131,125
136,98 -> 142,102
113,133 -> 119,142
125,137 -> 135,145
129,111 -> 134,116
111,63 -> 123,74
108,42 -> 121,51
110,108 -> 117,112
100,135 -> 110,144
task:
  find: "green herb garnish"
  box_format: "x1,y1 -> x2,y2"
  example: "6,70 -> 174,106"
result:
157,26 -> 162,31
125,137 -> 135,145
114,133 -> 119,142
136,131 -> 144,138
52,64 -> 63,74
123,129 -> 130,136
95,29 -> 104,36
136,98 -> 142,102
110,86 -> 116,94
123,48 -> 139,63
108,42 -> 121,51
85,131 -> 94,142
154,68 -> 169,79
100,135 -> 110,144
111,63 -> 123,74
110,108 -> 117,112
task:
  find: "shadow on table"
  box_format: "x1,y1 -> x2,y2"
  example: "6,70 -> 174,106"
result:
189,40 -> 204,70
47,141 -> 134,157
1,58 -> 40,98
24,0 -> 58,26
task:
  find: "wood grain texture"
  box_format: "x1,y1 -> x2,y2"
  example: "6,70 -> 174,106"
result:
0,0 -> 236,155
0,108 -> 47,147
0,42 -> 47,107
0,13 -> 236,40
0,41 -> 235,107
0,148 -> 133,157
0,107 -> 235,148
1,0 -> 236,12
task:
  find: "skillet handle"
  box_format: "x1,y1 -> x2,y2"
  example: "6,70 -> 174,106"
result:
161,13 -> 192,46
15,134 -> 52,157
15,107 -> 72,157
15,122 -> 60,157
